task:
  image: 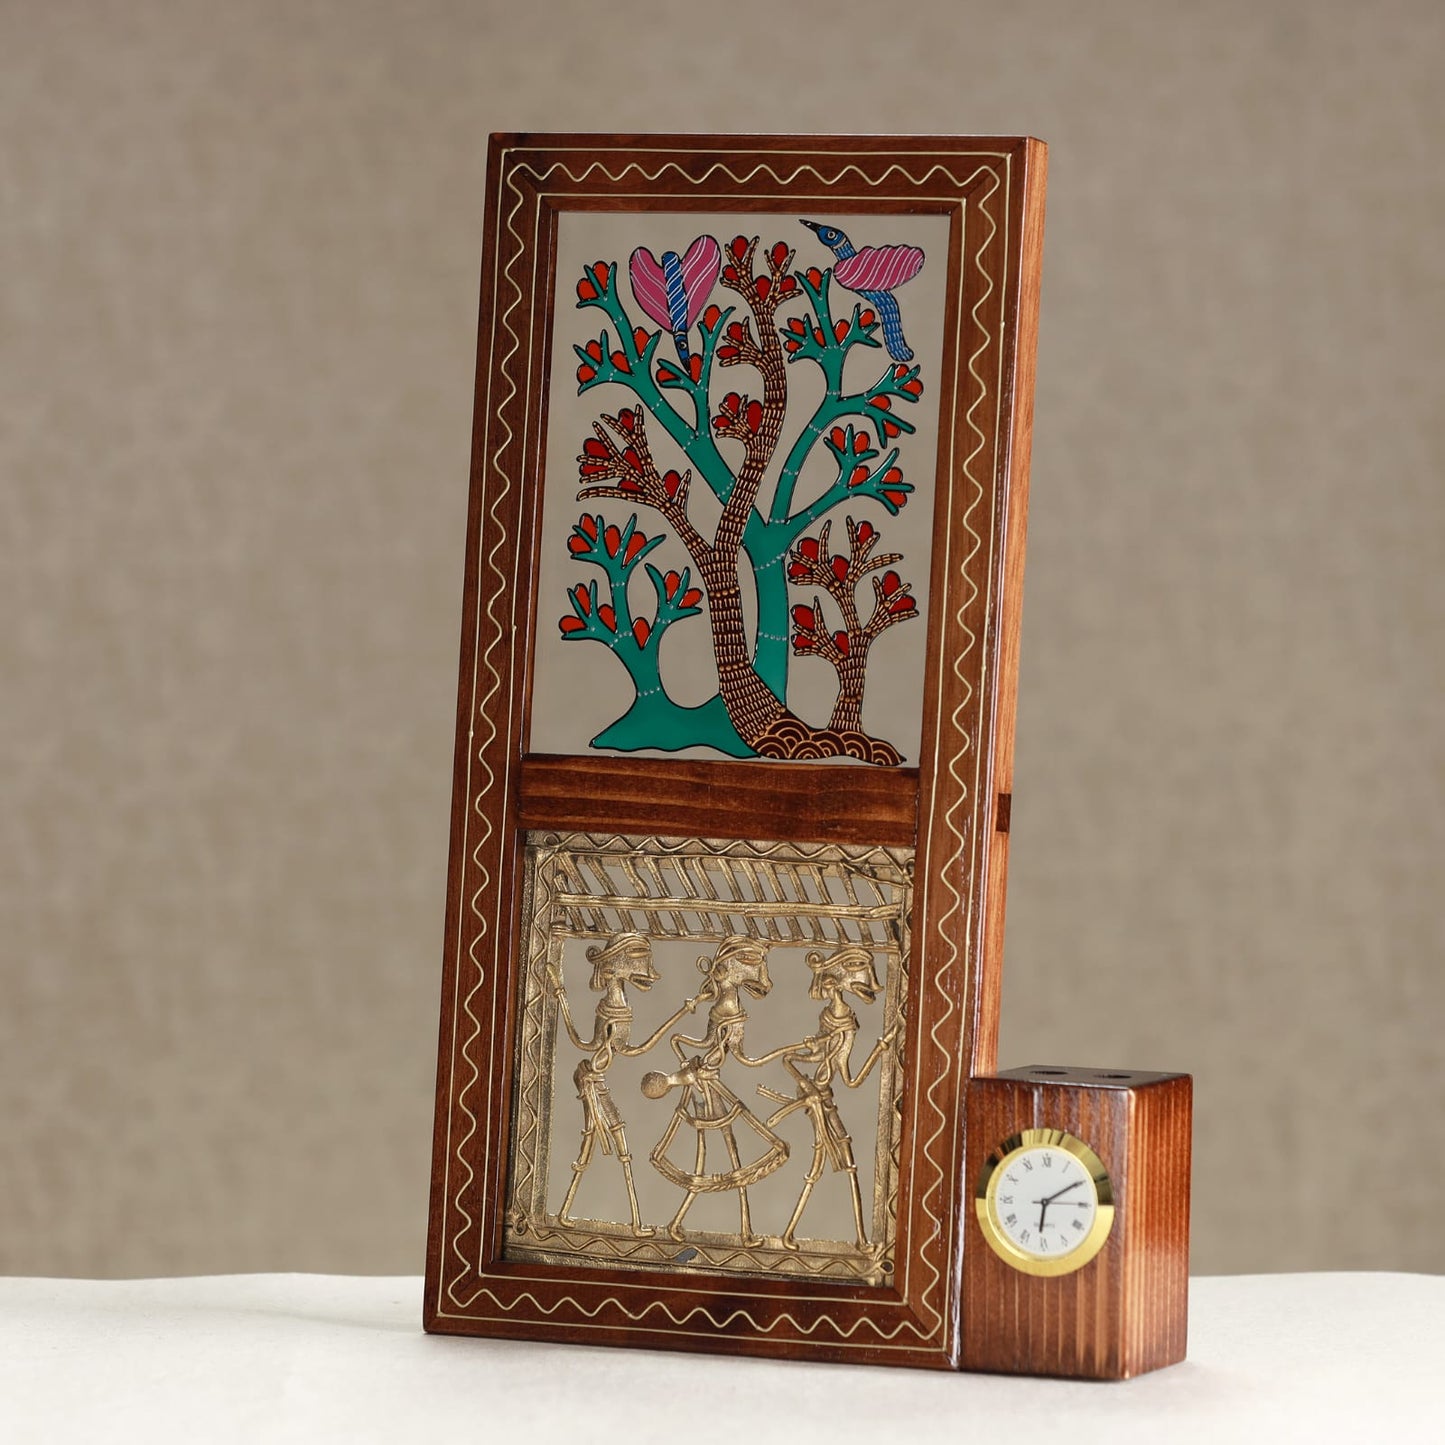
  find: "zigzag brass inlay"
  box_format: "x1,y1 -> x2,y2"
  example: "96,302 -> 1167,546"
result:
437,146 -> 1013,1354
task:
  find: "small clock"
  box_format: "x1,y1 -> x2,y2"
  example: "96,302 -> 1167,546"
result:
975,1127 -> 1114,1276
963,1067 -> 1192,1379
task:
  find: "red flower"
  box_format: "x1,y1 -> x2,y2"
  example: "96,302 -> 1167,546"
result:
663,570 -> 681,600
848,465 -> 869,488
624,532 -> 647,564
829,426 -> 846,449
662,470 -> 682,498
833,319 -> 848,342
730,235 -> 749,260
881,570 -> 902,595
560,615 -> 585,634
579,516 -> 598,540
702,305 -> 722,329
860,308 -> 876,326
744,400 -> 763,433
755,276 -> 771,300
576,262 -> 609,302
831,555 -> 849,582
632,618 -> 650,647
834,631 -> 850,656
892,364 -> 924,397
798,537 -> 820,561
568,534 -> 589,555
805,267 -> 823,287
888,595 -> 917,617
597,603 -> 617,632
713,392 -> 748,431
679,588 -> 702,608
770,242 -> 789,268
615,409 -> 637,433
882,490 -> 908,509
791,604 -> 816,629
856,521 -> 876,547
792,633 -> 814,649
571,585 -> 590,616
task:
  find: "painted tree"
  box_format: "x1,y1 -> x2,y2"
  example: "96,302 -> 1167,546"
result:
559,229 -> 926,764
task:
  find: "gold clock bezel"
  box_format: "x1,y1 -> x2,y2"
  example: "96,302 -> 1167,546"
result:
974,1127 -> 1115,1277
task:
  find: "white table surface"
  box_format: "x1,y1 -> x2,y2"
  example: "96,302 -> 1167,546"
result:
2,1272 -> 1439,1443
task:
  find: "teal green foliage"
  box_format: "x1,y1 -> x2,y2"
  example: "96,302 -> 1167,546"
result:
565,248 -> 924,754
591,692 -> 752,757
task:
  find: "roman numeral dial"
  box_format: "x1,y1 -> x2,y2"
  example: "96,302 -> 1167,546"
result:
974,1128 -> 1115,1277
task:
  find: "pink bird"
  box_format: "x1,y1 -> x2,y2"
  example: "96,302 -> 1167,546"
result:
801,221 -> 925,362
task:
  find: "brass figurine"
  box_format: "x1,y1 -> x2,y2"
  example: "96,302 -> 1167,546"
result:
760,946 -> 896,1250
642,937 -> 790,1244
506,833 -> 911,1285
551,932 -> 703,1235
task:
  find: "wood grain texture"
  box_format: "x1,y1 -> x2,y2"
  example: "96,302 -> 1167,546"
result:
426,133 -> 1046,1370
969,140 -> 1046,1082
519,754 -> 918,846
962,1068 -> 1192,1379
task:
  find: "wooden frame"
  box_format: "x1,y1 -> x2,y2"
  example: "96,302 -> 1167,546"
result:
426,133 -> 1047,1369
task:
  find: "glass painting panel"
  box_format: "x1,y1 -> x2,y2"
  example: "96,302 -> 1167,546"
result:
530,210 -> 950,764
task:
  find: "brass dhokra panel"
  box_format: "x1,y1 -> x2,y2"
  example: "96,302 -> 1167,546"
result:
504,832 -> 911,1286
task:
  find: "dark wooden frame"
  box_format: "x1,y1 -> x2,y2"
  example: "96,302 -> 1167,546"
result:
425,133 -> 1047,1369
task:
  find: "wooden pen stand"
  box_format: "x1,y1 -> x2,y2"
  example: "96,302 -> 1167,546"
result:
962,1066 -> 1193,1380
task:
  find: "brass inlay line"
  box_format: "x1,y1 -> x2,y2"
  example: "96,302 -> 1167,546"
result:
438,146 -> 1015,1355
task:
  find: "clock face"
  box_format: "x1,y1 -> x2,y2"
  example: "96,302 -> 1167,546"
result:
975,1129 -> 1114,1276
989,1145 -> 1097,1257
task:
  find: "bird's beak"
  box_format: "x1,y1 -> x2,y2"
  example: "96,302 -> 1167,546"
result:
799,219 -> 822,233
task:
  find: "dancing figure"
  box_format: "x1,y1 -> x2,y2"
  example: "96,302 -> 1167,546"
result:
642,937 -> 790,1245
759,946 -> 897,1250
551,932 -> 703,1235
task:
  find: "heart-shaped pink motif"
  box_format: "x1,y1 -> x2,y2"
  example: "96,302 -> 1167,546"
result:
629,236 -> 722,333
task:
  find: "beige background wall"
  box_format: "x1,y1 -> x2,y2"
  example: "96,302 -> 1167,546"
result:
3,0 -> 1441,1279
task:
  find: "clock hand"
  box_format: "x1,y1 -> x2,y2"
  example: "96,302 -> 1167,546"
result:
1032,1176 -> 1087,1233
1039,1178 -> 1085,1206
